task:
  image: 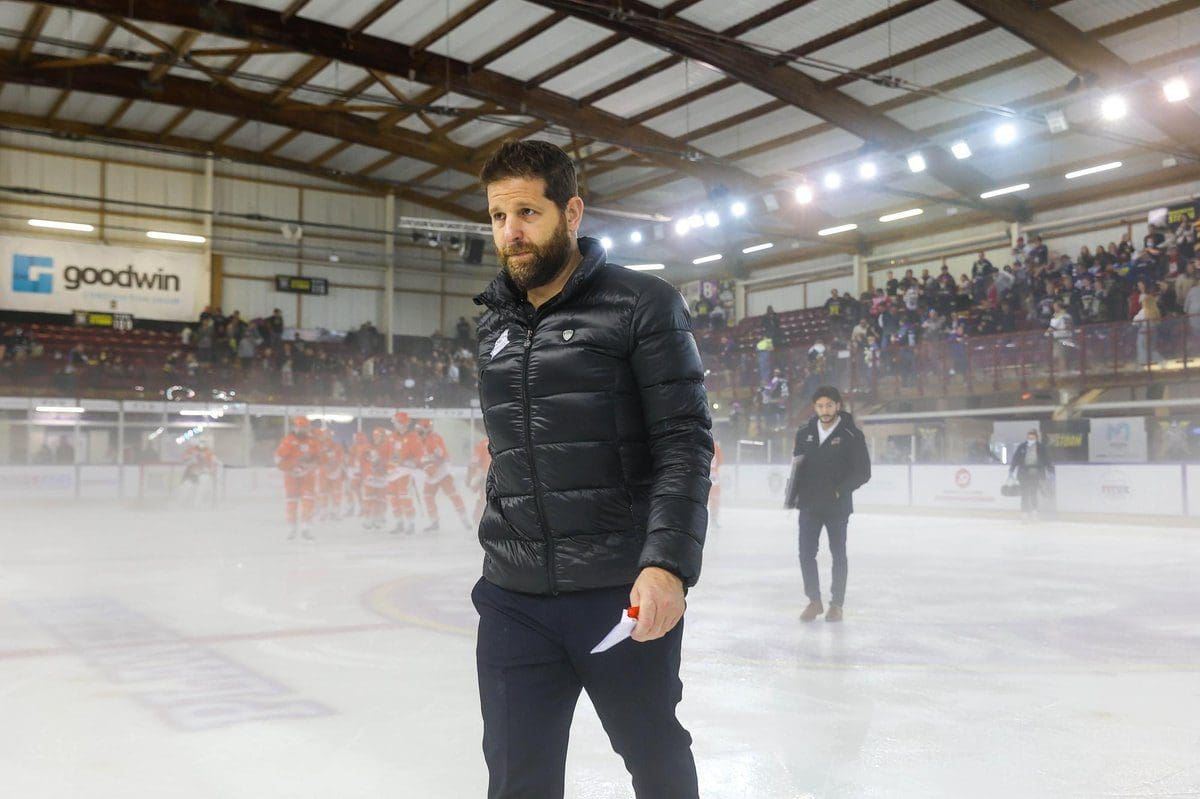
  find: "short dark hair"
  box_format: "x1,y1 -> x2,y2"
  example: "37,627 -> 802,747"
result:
812,386 -> 843,405
479,140 -> 579,211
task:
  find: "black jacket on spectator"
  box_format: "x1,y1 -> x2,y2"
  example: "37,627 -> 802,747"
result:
790,411 -> 871,516
473,237 -> 713,595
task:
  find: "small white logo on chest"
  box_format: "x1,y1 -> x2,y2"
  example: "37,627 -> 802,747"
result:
490,329 -> 510,358
562,329 -> 575,341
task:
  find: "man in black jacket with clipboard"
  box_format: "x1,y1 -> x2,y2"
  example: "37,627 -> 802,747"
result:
786,386 -> 871,622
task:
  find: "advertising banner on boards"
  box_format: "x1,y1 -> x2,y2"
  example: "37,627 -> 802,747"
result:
1,236 -> 208,322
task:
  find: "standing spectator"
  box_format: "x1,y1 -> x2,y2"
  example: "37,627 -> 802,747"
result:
761,368 -> 789,430
268,308 -> 285,344
762,305 -> 781,343
1185,277 -> 1200,342
455,316 -> 472,347
787,386 -> 871,623
196,318 -> 214,363
237,331 -> 257,370
971,251 -> 994,278
1133,292 -> 1164,366
1046,301 -> 1074,372
755,334 -> 774,384
1008,430 -> 1053,522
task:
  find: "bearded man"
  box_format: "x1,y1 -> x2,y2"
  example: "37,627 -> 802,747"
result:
470,140 -> 713,799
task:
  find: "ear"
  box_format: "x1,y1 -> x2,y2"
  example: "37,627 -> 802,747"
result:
565,196 -> 585,235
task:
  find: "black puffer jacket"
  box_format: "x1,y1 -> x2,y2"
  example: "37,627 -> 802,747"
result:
473,237 -> 713,595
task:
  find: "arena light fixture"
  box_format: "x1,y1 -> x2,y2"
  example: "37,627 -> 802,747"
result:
629,230 -> 643,244
599,236 -> 614,250
993,123 -> 1017,145
687,213 -> 704,229
35,405 -> 85,413
704,211 -> 720,228
823,171 -> 842,190
1100,95 -> 1127,121
907,153 -> 927,173
1064,161 -> 1122,180
742,242 -> 774,254
950,140 -> 972,159
674,219 -> 690,236
979,183 -> 1030,199
1163,78 -> 1190,103
818,223 -> 858,236
858,161 -> 878,180
794,184 -> 814,204
730,201 -> 747,218
28,219 -> 94,232
625,263 -> 665,271
879,208 -> 924,222
692,253 -> 723,264
147,231 -> 206,244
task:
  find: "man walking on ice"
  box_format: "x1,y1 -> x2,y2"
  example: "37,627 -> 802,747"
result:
471,140 -> 713,798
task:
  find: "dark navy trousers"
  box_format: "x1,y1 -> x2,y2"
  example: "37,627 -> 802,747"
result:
798,507 -> 850,606
471,577 -> 698,799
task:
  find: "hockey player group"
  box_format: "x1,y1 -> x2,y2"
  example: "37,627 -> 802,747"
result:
275,412 -> 489,540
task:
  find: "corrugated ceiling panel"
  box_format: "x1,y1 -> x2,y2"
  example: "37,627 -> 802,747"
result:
167,110 -> 241,142
1102,13 -> 1200,63
224,0 -> 295,11
738,0 -> 893,53
808,0 -> 983,71
487,17 -> 614,81
679,0 -> 790,33
885,28 -> 1034,90
222,121 -> 296,152
53,93 -> 126,126
365,0 -> 488,47
230,52 -> 316,93
320,145 -> 394,175
643,84 -> 777,139
447,120 -> 517,148
306,62 -> 373,92
423,0 -> 554,63
118,101 -> 185,133
296,0 -> 372,29
839,79 -> 908,107
540,39 -> 672,100
273,132 -> 346,162
593,60 -> 726,119
691,106 -> 823,158
1053,0 -> 1177,32
365,158 -> 430,183
735,129 -> 865,177
36,7 -> 109,59
585,166 -> 670,197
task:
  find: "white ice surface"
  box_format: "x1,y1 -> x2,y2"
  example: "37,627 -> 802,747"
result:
1,501 -> 1198,798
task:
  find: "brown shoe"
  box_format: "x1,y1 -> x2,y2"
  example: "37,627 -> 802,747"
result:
800,600 -> 824,622
825,604 -> 843,623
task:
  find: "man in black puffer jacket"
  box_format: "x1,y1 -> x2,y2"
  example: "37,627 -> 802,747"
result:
471,140 -> 712,799
789,386 -> 871,623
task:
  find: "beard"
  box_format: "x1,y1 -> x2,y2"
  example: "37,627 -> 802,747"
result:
497,215 -> 573,293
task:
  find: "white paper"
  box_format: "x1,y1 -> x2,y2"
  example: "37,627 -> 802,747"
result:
590,610 -> 638,654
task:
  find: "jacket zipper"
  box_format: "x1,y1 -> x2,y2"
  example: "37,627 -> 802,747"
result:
521,324 -> 558,594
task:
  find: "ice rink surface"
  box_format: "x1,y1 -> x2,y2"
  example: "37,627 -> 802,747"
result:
2,499 -> 1198,799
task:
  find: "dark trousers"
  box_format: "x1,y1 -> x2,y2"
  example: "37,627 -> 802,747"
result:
1017,468 -> 1042,512
471,577 -> 697,799
798,507 -> 849,607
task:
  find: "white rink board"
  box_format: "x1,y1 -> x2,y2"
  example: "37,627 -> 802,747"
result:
1188,465 -> 1200,517
1055,464 -> 1185,516
722,464 -> 791,506
910,464 -> 1021,511
856,464 -> 910,506
0,465 -> 77,498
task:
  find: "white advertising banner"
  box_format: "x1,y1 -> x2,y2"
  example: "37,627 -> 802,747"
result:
1088,416 -> 1148,463
910,464 -> 1021,511
1187,465 -> 1200,517
1,235 -> 208,322
0,466 -> 76,498
1055,464 -> 1184,515
856,464 -> 910,508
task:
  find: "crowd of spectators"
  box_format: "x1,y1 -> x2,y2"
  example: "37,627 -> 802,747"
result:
0,306 -> 481,407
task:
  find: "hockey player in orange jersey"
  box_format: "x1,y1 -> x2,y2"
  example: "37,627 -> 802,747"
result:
709,441 -> 723,529
317,428 -> 347,521
275,417 -> 320,539
180,442 -> 217,507
387,412 -> 424,535
467,436 -> 491,521
361,426 -> 393,531
346,431 -> 371,517
417,419 -> 469,532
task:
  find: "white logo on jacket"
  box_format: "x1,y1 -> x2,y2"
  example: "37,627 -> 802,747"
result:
562,329 -> 574,341
490,329 -> 510,358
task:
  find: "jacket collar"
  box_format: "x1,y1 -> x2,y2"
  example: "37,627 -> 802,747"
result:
474,236 -> 607,320
807,410 -> 859,436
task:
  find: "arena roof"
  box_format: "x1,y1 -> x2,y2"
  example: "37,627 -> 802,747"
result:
0,0 -> 1198,270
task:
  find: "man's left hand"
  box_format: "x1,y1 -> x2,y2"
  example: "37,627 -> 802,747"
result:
630,567 -> 685,643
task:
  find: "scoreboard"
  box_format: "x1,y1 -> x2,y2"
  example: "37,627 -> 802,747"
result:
274,275 -> 329,295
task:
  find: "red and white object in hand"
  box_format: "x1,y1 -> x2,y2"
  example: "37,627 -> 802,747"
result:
590,606 -> 640,654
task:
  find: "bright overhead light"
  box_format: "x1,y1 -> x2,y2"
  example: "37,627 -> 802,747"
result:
1064,161 -> 1122,180
1100,95 -> 1127,121
857,161 -> 878,180
879,208 -> 924,222
35,405 -> 85,413
147,231 -> 206,243
704,211 -> 720,228
1163,78 -> 1190,103
993,123 -> 1017,145
674,219 -> 690,236
629,230 -> 643,244
742,242 -> 774,254
687,213 -> 704,228
818,223 -> 858,236
599,236 -> 613,250
692,253 -> 723,264
794,184 -> 814,204
624,263 -> 665,271
730,201 -> 747,218
950,140 -> 972,159
979,183 -> 1030,199
29,219 -> 94,232
823,171 -> 842,190
907,153 -> 926,173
